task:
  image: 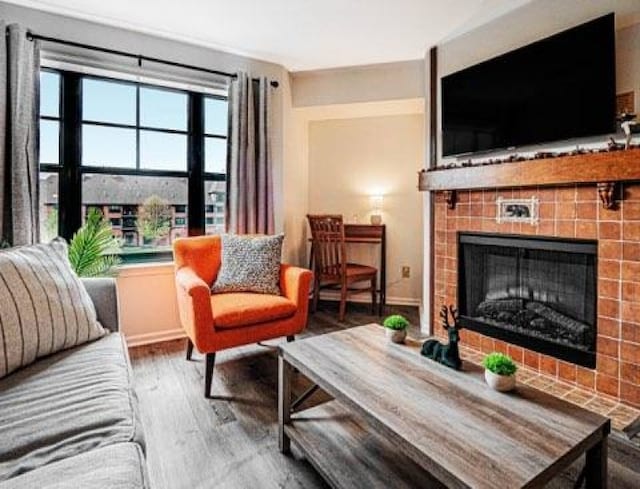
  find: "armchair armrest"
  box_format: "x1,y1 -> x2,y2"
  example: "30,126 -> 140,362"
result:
175,267 -> 214,344
280,264 -> 313,306
81,277 -> 119,332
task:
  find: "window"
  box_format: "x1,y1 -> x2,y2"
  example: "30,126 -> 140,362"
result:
205,217 -> 214,225
39,69 -> 229,262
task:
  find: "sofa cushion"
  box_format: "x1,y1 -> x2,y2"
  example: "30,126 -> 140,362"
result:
0,239 -> 106,379
0,443 -> 149,489
211,234 -> 284,295
0,333 -> 144,481
211,292 -> 297,329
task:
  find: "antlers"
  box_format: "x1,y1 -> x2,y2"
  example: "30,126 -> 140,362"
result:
439,304 -> 460,331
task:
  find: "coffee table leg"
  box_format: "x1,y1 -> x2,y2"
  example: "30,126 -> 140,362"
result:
585,437 -> 607,489
278,355 -> 292,454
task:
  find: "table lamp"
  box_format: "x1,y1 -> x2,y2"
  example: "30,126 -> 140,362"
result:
370,195 -> 383,225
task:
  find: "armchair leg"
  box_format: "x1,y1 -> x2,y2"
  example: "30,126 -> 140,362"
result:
205,353 -> 216,398
286,335 -> 295,343
186,338 -> 194,361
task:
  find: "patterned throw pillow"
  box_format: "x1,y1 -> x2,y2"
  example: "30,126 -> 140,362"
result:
211,234 -> 284,295
0,238 -> 106,379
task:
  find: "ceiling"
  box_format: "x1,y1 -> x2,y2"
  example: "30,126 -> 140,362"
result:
4,0 -> 533,71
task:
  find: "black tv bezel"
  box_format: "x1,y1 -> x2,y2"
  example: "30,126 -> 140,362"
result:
441,13 -> 616,158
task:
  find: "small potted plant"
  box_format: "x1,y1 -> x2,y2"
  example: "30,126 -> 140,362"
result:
383,315 -> 410,344
482,352 -> 517,392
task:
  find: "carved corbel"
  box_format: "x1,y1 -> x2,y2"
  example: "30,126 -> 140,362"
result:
597,182 -> 616,210
443,190 -> 457,210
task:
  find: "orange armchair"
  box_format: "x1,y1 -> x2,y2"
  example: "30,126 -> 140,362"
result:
173,235 -> 313,398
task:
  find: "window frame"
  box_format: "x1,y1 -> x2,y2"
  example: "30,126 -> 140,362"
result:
39,68 -> 229,264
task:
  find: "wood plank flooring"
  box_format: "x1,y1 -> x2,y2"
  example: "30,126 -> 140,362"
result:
129,302 -> 640,489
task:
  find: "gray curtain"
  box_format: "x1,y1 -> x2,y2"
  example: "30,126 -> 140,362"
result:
0,22 -> 40,246
226,72 -> 274,235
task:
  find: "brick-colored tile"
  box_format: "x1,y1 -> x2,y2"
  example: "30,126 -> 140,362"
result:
597,336 -> 619,357
483,190 -> 497,202
599,279 -> 620,300
557,187 -> 577,201
598,260 -> 620,281
556,220 -> 575,237
576,202 -> 597,220
494,340 -> 508,355
621,342 -> 640,364
482,205 -> 495,218
576,367 -> 596,389
576,185 -> 595,202
598,316 -> 620,338
599,221 -> 621,240
623,202 -> 640,220
623,221 -> 640,241
558,361 -> 577,382
575,221 -> 597,239
597,355 -> 619,377
621,362 -> 640,384
622,301 -> 640,324
556,203 -> 577,220
524,350 -> 540,370
507,344 -> 524,364
480,335 -> 494,353
623,242 -> 640,262
599,240 -> 622,259
537,187 -> 556,202
622,322 -> 640,342
537,220 -> 554,236
625,183 -> 640,201
596,373 -> 619,397
598,298 -> 620,319
540,356 -> 558,377
620,381 -> 640,407
469,191 -> 483,203
621,261 -> 640,283
538,203 -> 554,220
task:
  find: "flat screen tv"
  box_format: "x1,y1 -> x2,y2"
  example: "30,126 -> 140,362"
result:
442,14 -> 616,157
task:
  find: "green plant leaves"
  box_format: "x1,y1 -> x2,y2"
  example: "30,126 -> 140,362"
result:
68,208 -> 121,277
482,352 -> 517,376
383,314 -> 410,330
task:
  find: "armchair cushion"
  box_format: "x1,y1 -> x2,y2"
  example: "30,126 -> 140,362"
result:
211,234 -> 284,295
211,293 -> 297,330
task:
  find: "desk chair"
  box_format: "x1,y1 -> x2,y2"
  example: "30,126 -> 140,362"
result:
307,214 -> 377,321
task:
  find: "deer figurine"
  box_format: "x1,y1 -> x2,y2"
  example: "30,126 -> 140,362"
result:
421,305 -> 463,370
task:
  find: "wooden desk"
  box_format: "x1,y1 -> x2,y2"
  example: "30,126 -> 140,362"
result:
308,224 -> 386,315
279,325 -> 610,489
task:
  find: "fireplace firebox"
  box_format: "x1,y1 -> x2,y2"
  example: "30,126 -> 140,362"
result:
458,233 -> 597,368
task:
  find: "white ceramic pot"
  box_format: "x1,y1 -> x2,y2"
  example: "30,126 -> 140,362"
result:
385,328 -> 407,344
484,369 -> 516,392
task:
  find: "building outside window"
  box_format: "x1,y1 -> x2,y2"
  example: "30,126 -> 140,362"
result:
39,69 -> 228,262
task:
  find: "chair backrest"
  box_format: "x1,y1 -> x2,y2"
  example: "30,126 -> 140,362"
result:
173,235 -> 222,286
307,214 -> 346,279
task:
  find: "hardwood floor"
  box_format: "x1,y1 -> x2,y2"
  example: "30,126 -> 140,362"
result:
129,302 -> 639,489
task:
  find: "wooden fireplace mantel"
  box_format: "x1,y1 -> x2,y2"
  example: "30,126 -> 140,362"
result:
418,149 -> 640,192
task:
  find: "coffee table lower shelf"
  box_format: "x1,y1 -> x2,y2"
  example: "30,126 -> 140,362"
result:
285,399 -> 443,489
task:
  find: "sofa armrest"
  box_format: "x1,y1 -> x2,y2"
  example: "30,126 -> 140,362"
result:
280,264 -> 313,306
81,277 -> 120,332
175,267 -> 214,344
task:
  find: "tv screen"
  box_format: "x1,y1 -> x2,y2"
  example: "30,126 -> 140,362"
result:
442,14 -> 616,157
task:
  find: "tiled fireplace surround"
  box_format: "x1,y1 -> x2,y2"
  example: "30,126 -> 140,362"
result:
432,182 -> 640,409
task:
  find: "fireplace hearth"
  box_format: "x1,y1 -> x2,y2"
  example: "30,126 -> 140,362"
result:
458,233 -> 597,368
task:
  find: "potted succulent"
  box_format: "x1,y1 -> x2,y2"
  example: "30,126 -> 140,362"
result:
383,315 -> 410,344
482,352 -> 518,392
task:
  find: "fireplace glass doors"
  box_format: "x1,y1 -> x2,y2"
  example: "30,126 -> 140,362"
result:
458,233 -> 597,367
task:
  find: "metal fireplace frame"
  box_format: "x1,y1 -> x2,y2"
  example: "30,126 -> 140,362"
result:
457,232 -> 598,368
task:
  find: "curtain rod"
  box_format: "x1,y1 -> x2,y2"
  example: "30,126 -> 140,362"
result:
26,32 -> 279,88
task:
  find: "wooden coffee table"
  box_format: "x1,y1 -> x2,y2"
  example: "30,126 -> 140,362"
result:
278,324 -> 610,489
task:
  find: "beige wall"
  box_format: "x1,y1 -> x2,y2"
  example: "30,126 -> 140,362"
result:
304,102 -> 424,304
291,60 -> 424,108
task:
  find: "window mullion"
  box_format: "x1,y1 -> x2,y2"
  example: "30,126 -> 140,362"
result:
136,84 -> 141,171
188,92 -> 205,237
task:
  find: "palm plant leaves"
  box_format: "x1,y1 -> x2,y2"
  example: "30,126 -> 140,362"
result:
68,209 -> 121,277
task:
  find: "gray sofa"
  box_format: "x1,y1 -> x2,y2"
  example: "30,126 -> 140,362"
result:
0,278 -> 149,488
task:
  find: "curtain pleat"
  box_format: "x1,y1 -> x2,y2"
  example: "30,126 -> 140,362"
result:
226,72 -> 274,235
0,22 -> 40,246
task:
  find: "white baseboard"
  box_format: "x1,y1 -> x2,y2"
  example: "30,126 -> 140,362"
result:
318,291 -> 421,307
125,328 -> 186,347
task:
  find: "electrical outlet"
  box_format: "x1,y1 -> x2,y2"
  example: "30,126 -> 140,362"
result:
401,266 -> 410,278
